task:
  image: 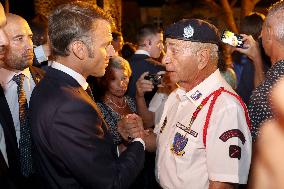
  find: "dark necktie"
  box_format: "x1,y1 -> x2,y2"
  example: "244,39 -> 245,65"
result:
12,74 -> 33,177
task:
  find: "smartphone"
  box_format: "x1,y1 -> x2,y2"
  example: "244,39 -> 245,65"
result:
221,30 -> 244,48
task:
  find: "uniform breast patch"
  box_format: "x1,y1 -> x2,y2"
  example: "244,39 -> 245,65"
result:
170,132 -> 188,156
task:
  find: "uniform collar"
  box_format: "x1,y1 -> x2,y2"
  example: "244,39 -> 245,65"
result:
0,67 -> 31,88
175,87 -> 189,102
184,69 -> 225,106
51,61 -> 88,90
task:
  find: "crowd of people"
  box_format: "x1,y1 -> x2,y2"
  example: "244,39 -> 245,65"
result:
1,0 -> 284,189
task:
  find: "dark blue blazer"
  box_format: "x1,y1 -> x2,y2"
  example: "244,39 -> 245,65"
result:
0,66 -> 44,189
30,68 -> 145,189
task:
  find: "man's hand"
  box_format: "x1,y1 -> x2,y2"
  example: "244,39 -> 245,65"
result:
233,34 -> 261,61
136,72 -> 154,98
117,114 -> 145,142
233,34 -> 264,87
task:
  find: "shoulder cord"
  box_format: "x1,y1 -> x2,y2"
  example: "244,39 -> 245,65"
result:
202,88 -> 251,147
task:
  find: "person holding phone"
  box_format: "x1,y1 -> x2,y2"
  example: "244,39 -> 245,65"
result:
238,1 -> 284,142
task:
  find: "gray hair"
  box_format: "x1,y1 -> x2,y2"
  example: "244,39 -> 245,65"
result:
265,1 -> 284,45
48,1 -> 113,57
190,42 -> 219,65
109,56 -> 132,77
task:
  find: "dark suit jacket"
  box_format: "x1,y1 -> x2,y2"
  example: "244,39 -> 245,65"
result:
127,54 -> 165,106
0,86 -> 20,189
30,68 -> 145,189
0,66 -> 44,188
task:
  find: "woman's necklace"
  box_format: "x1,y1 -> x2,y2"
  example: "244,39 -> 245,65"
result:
106,96 -> 127,109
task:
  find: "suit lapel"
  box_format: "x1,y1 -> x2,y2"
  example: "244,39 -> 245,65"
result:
0,86 -> 21,175
29,66 -> 45,85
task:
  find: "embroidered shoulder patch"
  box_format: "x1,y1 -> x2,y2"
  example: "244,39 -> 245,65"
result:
219,129 -> 246,145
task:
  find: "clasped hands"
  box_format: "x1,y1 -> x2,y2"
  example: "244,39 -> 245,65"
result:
118,113 -> 146,142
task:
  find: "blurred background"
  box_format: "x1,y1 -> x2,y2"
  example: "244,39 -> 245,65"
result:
0,0 -> 279,42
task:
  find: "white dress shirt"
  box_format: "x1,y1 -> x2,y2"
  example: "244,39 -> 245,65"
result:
135,49 -> 150,56
0,67 -> 36,165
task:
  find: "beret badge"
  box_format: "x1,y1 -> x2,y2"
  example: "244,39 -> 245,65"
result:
183,25 -> 194,39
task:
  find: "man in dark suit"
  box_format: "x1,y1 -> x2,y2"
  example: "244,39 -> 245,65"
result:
0,13 -> 44,188
30,2 -> 145,189
0,4 -> 17,188
127,24 -> 165,106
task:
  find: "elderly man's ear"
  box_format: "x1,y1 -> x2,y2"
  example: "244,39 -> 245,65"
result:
197,48 -> 210,70
71,41 -> 89,60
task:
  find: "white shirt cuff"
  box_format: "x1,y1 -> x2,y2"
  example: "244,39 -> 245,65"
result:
132,138 -> 145,150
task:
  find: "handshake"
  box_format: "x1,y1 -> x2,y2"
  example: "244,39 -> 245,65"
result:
117,113 -> 146,142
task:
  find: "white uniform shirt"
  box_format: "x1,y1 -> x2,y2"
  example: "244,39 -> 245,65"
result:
0,68 -> 36,165
155,69 -> 252,189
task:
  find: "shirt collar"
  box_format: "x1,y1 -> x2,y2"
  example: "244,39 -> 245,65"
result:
135,49 -> 150,56
0,67 -> 31,87
51,61 -> 88,90
175,87 -> 189,102
185,69 -> 227,106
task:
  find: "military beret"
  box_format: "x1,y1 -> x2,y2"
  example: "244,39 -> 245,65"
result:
165,19 -> 221,45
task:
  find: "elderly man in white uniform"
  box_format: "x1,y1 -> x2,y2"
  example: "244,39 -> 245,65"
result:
155,19 -> 252,189
119,19 -> 252,189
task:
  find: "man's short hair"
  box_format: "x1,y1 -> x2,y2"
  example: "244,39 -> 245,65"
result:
136,24 -> 162,46
29,14 -> 48,46
112,31 -> 122,41
48,1 -> 113,57
240,13 -> 264,40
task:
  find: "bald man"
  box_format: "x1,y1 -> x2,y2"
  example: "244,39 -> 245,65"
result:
0,13 -> 44,188
0,3 -> 19,189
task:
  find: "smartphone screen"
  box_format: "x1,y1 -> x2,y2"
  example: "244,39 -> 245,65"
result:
221,30 -> 244,48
